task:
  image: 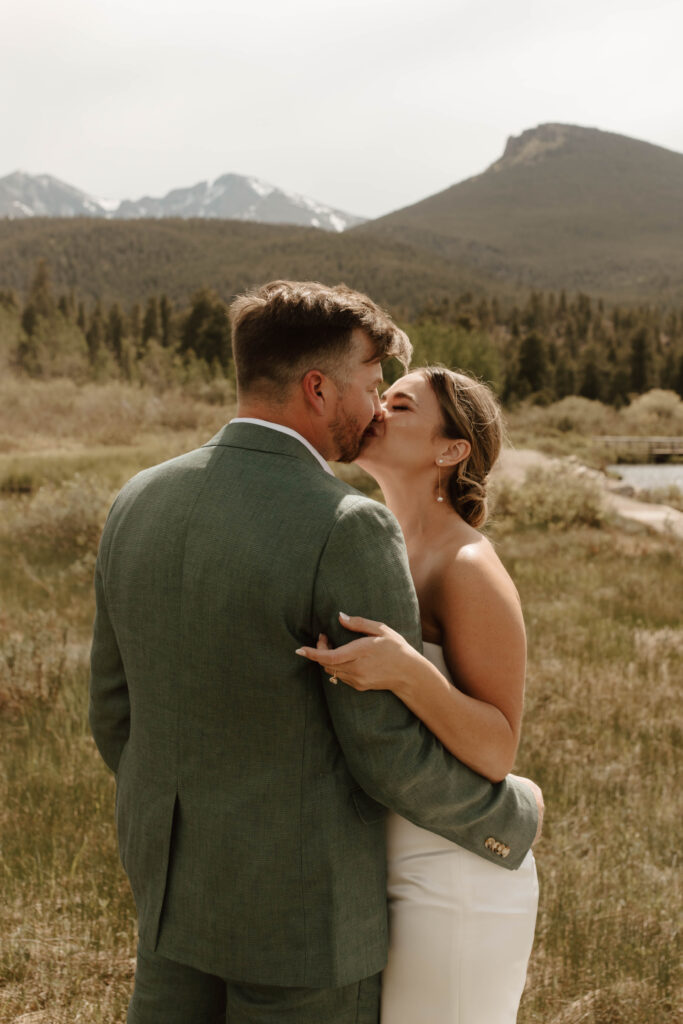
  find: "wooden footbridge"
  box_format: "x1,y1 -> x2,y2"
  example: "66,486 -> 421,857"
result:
595,437 -> 683,461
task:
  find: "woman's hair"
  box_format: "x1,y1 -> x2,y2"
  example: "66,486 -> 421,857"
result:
421,366 -> 504,528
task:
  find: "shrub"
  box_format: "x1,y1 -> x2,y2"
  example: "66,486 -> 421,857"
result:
0,471 -> 35,495
622,389 -> 683,434
11,474 -> 114,557
542,396 -> 617,435
491,464 -> 608,530
0,609 -> 72,715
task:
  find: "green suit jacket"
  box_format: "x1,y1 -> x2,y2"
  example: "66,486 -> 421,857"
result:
89,422 -> 537,987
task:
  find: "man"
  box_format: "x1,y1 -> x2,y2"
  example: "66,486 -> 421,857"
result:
90,280 -> 541,1023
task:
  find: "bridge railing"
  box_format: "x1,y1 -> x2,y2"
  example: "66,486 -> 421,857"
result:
592,436 -> 683,459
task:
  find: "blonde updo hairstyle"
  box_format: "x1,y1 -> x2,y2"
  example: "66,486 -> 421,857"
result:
421,366 -> 504,528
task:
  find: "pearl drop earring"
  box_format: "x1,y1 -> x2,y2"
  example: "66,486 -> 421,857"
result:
436,459 -> 445,503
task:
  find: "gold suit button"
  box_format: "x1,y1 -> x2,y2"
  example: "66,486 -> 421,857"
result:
485,837 -> 509,857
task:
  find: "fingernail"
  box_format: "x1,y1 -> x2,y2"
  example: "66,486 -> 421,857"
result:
339,611 -> 350,622
295,648 -> 306,656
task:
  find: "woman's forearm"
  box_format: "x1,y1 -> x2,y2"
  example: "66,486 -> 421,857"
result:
393,654 -> 518,783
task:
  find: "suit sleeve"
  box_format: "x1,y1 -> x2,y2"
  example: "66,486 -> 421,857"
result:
89,546 -> 130,774
313,497 -> 538,870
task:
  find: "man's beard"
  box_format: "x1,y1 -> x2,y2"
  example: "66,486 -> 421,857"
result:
330,410 -> 367,463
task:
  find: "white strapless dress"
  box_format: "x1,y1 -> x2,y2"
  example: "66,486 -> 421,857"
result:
380,643 -> 539,1024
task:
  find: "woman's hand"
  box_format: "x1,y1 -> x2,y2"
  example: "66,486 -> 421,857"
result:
295,612 -> 420,694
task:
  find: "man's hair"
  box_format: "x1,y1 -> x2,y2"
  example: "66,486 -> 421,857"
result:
229,280 -> 412,396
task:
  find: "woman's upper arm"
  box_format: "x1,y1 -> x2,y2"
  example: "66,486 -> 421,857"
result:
435,547 -> 527,737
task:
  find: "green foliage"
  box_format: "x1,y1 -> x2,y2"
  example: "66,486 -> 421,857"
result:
518,331 -> 547,393
3,255 -> 683,413
408,321 -> 502,388
0,217 -> 490,320
630,326 -> 654,392
15,316 -> 91,380
180,288 -> 232,370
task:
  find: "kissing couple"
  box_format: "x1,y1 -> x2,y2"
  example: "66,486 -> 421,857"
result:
90,280 -> 543,1023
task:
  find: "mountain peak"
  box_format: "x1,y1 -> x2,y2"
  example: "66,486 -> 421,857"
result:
0,169 -> 364,232
359,122 -> 683,299
491,123 -> 573,172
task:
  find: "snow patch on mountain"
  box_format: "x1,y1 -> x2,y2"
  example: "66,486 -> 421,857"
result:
0,170 -> 365,231
248,177 -> 274,199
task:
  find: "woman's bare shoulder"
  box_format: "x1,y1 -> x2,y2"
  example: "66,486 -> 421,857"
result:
436,528 -> 521,608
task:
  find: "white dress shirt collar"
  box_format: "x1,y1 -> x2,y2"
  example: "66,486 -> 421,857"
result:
230,418 -> 334,476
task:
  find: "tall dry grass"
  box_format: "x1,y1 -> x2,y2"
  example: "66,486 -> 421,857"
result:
0,383 -> 681,1022
1,375 -> 234,454
498,526 -> 682,1022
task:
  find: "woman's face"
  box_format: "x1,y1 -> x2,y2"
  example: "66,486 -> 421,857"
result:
357,371 -> 446,473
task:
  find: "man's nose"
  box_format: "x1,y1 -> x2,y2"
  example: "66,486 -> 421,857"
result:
372,393 -> 384,419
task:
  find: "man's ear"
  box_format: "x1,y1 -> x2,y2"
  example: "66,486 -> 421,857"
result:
437,439 -> 471,467
301,369 -> 332,416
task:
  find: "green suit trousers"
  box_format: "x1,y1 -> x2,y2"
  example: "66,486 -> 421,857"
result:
128,942 -> 381,1024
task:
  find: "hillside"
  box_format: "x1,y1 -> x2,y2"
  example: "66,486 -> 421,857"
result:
0,217 -> 491,317
2,125 -> 683,307
357,124 -> 683,300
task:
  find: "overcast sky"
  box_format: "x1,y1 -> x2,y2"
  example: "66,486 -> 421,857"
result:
2,0 -> 682,218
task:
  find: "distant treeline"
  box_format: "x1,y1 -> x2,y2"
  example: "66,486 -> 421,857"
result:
2,260 -> 683,406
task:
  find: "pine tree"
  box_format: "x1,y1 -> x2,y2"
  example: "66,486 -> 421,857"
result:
606,367 -> 630,407
675,354 -> 683,400
573,293 -> 593,342
629,327 -> 653,393
579,347 -> 603,401
159,294 -> 173,347
517,332 -> 547,393
129,303 -> 142,344
181,290 -> 231,370
107,304 -> 126,364
21,304 -> 39,338
26,259 -> 55,320
86,303 -> 105,365
142,297 -> 159,345
21,259 -> 56,337
554,355 -> 575,399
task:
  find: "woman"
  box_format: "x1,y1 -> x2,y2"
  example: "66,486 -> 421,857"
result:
299,366 -> 538,1023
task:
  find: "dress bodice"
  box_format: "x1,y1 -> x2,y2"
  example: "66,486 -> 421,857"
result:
421,641 -> 451,681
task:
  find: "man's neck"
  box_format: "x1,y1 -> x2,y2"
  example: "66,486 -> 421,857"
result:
236,402 -> 331,459
236,402 -> 297,430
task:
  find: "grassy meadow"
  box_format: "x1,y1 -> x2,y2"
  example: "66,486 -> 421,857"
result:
1,377 -> 681,1023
